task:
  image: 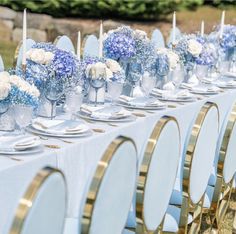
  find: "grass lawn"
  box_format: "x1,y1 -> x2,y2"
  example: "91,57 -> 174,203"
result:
0,40 -> 17,69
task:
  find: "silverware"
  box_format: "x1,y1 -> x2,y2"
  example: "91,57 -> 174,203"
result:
92,128 -> 105,133
84,119 -> 118,127
0,155 -> 23,161
132,112 -> 146,117
44,144 -> 61,149
32,133 -> 74,144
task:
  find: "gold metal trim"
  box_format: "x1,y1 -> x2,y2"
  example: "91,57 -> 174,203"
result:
136,116 -> 181,233
53,35 -> 62,45
13,40 -> 23,68
81,136 -> 137,234
179,102 -> 219,234
9,167 -> 67,234
206,103 -> 236,230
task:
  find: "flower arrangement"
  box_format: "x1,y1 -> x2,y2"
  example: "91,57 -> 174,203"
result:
196,43 -> 216,66
24,42 -> 81,91
155,52 -> 170,76
156,48 -> 179,70
174,36 -> 203,65
0,71 -> 39,108
105,59 -> 125,83
219,25 -> 236,52
103,26 -> 155,72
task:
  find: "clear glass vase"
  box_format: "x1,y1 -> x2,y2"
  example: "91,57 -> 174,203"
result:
37,94 -> 56,118
0,108 -> 15,131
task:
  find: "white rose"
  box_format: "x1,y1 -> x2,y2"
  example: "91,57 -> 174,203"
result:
44,52 -> 54,64
30,49 -> 46,64
134,29 -> 147,39
167,51 -> 179,70
156,48 -> 168,54
92,62 -> 107,80
106,68 -> 113,79
106,59 -> 121,73
9,75 -> 21,86
0,71 -> 10,83
0,81 -> 11,100
187,39 -> 202,56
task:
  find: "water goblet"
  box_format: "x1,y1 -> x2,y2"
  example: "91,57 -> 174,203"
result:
141,71 -> 156,96
89,78 -> 105,106
66,89 -> 83,119
44,74 -> 64,120
0,101 -> 9,117
170,65 -> 185,88
107,81 -> 124,104
14,105 -> 33,134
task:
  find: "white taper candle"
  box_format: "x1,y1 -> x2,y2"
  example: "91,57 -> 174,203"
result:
219,10 -> 225,39
98,21 -> 103,58
77,31 -> 81,60
22,8 -> 27,66
172,11 -> 176,44
200,20 -> 204,37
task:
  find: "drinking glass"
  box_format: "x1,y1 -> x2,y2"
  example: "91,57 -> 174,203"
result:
0,101 -> 9,117
107,81 -> 124,103
89,78 -> 105,106
171,65 -> 185,88
14,105 -> 33,134
66,90 -> 83,119
44,73 -> 64,120
141,71 -> 156,95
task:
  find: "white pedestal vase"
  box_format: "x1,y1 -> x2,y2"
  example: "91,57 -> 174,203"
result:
37,95 -> 56,118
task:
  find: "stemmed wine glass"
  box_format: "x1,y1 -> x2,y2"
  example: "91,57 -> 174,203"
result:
44,72 -> 64,120
89,69 -> 106,106
171,64 -> 185,89
141,71 -> 156,96
66,89 -> 83,119
0,101 -> 9,117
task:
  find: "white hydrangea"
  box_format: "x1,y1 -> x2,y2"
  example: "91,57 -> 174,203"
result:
157,48 -> 179,70
0,81 -> 11,100
187,39 -> 202,57
134,29 -> 147,40
0,71 -> 10,83
106,59 -> 122,73
26,48 -> 54,65
9,75 -> 40,98
87,62 -> 108,80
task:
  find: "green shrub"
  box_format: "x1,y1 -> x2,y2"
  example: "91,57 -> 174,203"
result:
0,0 -> 233,20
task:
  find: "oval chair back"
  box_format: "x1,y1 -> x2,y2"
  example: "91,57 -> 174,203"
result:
151,29 -> 165,48
14,38 -> 36,68
0,55 -> 4,72
167,27 -> 182,46
54,35 -> 75,54
179,102 -> 219,233
135,116 -> 180,233
83,35 -> 99,58
81,136 -> 137,234
9,167 -> 67,234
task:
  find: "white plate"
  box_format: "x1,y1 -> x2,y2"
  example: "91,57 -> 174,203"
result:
77,111 -> 136,123
27,126 -> 93,138
190,89 -> 219,95
0,145 -> 44,155
14,139 -> 42,151
154,95 -> 197,102
117,101 -> 166,110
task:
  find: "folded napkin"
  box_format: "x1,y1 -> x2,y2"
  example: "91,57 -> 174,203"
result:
0,135 -> 39,152
216,79 -> 236,87
119,95 -> 164,107
191,85 -> 220,93
152,88 -> 192,100
181,75 -> 199,89
80,104 -> 131,119
32,118 -> 89,134
163,82 -> 175,91
222,72 -> 236,79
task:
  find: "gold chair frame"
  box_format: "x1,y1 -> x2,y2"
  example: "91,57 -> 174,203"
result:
10,167 -> 66,234
135,116 -> 180,234
202,103 -> 236,231
177,102 -> 219,234
81,136 -> 137,234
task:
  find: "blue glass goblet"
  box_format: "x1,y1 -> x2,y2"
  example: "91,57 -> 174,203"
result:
89,77 -> 105,106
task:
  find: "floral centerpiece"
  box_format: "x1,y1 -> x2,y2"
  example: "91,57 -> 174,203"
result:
85,58 -> 124,105
21,42 -> 80,117
174,35 -> 203,81
0,71 -> 39,130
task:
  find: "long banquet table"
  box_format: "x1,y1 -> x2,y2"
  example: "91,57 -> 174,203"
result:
1,89 -> 236,234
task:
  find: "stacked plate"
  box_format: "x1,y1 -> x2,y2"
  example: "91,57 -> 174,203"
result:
190,84 -> 221,95
78,104 -> 136,122
0,135 -> 42,155
151,88 -> 197,102
117,95 -> 166,110
28,118 -> 92,138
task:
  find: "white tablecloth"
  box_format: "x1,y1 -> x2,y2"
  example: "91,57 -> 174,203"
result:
1,89 -> 236,234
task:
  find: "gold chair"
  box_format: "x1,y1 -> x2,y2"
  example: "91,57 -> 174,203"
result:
81,136 -> 137,234
172,102 -> 219,234
202,103 -> 236,231
10,167 -> 67,234
134,116 -> 181,233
